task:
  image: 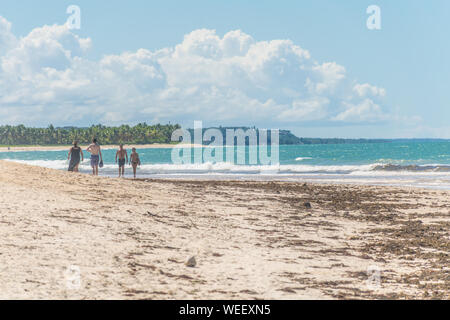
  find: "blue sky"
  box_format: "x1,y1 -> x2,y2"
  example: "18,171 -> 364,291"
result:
0,0 -> 449,138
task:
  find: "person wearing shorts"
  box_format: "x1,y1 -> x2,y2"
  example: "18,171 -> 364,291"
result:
115,144 -> 128,178
129,148 -> 141,179
86,138 -> 102,176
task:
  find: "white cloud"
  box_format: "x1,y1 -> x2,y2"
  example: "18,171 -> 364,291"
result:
353,83 -> 386,98
2,24 -> 90,76
0,16 -> 17,53
307,62 -> 346,95
277,97 -> 329,122
333,99 -> 386,123
0,17 -> 394,126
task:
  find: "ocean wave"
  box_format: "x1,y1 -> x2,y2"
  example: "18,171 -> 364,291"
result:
5,159 -> 378,174
373,164 -> 450,172
7,159 -> 450,176
295,157 -> 313,161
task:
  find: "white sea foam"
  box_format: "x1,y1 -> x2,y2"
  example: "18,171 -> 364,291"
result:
0,159 -> 420,175
5,159 -> 450,189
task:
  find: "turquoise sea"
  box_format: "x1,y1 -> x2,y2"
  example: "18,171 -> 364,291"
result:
1,141 -> 450,189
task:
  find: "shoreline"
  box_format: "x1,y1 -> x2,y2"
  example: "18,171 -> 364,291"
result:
2,158 -> 450,190
0,160 -> 448,299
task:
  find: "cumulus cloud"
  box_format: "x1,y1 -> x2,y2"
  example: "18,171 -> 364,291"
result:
2,24 -> 90,76
0,17 -> 17,54
333,99 -> 386,123
353,83 -> 386,98
0,16 -> 393,126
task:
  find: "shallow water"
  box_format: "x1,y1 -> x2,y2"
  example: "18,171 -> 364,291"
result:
1,141 -> 450,189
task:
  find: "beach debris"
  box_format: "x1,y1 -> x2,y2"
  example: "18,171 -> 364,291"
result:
186,256 -> 197,268
304,202 -> 312,209
146,211 -> 159,218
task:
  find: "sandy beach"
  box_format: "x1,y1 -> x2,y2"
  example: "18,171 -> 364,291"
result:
0,160 -> 448,299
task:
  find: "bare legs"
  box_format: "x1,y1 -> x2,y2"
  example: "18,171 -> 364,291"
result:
92,165 -> 98,176
132,164 -> 137,178
118,165 -> 125,177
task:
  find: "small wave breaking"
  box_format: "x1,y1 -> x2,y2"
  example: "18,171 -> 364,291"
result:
373,164 -> 450,172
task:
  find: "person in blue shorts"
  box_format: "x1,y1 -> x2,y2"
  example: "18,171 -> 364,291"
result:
86,138 -> 102,176
115,144 -> 128,178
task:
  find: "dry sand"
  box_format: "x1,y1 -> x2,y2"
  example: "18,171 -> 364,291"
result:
0,160 -> 448,299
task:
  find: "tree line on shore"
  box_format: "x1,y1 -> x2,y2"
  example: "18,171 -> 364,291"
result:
0,123 -> 181,145
0,123 -> 392,146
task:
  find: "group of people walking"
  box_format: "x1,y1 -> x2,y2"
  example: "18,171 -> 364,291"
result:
67,138 -> 141,178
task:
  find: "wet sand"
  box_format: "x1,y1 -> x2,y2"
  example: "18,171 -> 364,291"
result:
0,160 -> 448,299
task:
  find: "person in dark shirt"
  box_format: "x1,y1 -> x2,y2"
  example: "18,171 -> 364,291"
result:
68,141 -> 84,172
